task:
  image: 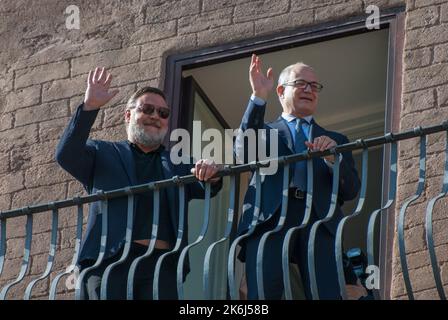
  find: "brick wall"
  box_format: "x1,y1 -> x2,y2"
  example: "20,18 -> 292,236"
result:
1,0 -> 447,299
392,0 -> 448,300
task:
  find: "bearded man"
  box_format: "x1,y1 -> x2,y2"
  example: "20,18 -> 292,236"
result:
56,67 -> 222,300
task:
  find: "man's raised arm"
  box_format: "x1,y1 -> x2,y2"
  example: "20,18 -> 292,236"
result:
55,67 -> 119,187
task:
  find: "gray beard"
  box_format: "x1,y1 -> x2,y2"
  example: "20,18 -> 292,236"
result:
127,121 -> 167,148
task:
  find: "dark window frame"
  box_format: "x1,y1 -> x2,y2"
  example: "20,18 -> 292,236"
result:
163,6 -> 405,299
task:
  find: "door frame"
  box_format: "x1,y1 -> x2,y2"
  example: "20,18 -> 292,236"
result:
164,6 -> 405,299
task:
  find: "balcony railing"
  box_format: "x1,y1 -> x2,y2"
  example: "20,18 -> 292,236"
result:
1,122 -> 448,300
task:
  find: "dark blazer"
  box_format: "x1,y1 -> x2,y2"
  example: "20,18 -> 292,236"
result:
236,100 -> 360,236
55,104 -> 222,271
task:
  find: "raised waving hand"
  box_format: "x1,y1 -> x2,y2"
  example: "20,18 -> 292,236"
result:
83,67 -> 119,111
249,54 -> 274,101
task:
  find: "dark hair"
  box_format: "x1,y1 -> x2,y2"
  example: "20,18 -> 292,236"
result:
126,86 -> 166,110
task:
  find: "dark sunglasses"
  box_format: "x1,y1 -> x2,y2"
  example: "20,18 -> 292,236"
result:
135,103 -> 170,119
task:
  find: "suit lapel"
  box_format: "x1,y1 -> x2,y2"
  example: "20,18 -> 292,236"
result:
113,141 -> 138,186
270,117 -> 294,153
309,119 -> 326,140
309,120 -> 329,175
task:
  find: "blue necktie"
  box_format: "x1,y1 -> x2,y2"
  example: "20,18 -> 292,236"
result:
293,118 -> 308,191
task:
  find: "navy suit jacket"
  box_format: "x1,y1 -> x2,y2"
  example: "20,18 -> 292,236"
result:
55,104 -> 222,271
236,100 -> 360,237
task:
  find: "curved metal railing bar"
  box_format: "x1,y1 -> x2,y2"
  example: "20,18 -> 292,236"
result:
307,152 -> 341,300
335,144 -> 369,299
126,187 -> 160,300
49,200 -> 83,299
177,183 -> 211,300
228,168 -> 262,300
425,130 -> 448,300
75,194 -> 108,300
0,218 -> 5,277
153,182 -> 185,300
203,173 -> 237,299
398,133 -> 426,300
100,191 -> 134,300
256,164 -> 290,299
282,158 -> 314,300
0,123 -> 447,299
0,209 -> 33,300
367,136 -> 398,300
24,205 -> 59,299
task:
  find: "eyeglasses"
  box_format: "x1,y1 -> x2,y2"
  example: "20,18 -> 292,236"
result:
134,103 -> 170,119
283,79 -> 324,92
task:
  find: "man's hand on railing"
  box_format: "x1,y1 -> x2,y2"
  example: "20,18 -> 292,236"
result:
305,135 -> 337,163
83,67 -> 119,111
191,159 -> 222,183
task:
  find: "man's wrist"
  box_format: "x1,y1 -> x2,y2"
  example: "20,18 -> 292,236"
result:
250,94 -> 266,106
252,91 -> 268,101
82,101 -> 98,111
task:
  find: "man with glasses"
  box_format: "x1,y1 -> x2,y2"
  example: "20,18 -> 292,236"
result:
56,67 -> 222,299
236,55 -> 361,299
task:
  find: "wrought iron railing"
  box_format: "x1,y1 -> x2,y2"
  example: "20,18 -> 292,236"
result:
1,122 -> 448,300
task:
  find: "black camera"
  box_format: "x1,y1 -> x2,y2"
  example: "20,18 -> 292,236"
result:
343,247 -> 375,300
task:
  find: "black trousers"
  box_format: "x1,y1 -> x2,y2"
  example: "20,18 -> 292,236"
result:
243,197 -> 341,300
80,243 -> 178,300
